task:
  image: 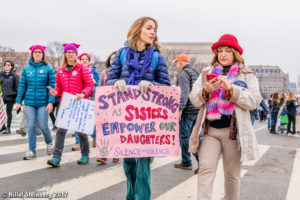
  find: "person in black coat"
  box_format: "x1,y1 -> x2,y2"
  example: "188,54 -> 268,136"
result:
0,60 -> 19,134
286,91 -> 299,135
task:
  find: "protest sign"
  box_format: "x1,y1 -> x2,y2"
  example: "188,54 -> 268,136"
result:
0,97 -> 7,130
56,92 -> 95,135
95,86 -> 181,158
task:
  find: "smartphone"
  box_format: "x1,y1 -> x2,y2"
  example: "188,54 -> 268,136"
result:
206,73 -> 217,81
16,107 -> 21,115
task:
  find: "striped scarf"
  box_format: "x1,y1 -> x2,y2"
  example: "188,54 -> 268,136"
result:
206,63 -> 239,120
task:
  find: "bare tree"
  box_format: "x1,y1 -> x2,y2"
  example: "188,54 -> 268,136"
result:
162,48 -> 178,85
0,45 -> 15,66
46,41 -> 63,69
88,52 -> 105,73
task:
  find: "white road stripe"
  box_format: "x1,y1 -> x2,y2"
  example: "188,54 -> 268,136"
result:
38,156 -> 180,199
286,149 -> 300,200
0,132 -> 57,142
0,148 -> 96,179
0,136 -> 76,155
155,145 -> 270,200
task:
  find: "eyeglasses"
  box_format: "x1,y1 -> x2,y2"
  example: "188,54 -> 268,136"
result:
66,51 -> 76,54
5,64 -> 11,66
33,51 -> 43,54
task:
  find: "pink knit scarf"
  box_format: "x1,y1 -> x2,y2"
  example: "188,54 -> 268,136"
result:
206,63 -> 239,121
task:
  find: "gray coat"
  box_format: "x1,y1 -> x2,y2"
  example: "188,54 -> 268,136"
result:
177,64 -> 200,114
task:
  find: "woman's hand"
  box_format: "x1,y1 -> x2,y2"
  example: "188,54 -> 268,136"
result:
218,76 -> 231,90
204,78 -> 220,93
46,103 -> 53,114
16,103 -> 22,112
75,93 -> 85,101
50,89 -> 57,96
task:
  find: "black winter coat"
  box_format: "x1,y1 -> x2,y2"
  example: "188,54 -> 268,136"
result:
0,70 -> 19,102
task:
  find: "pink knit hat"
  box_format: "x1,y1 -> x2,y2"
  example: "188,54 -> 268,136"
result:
29,45 -> 46,55
78,53 -> 91,61
63,43 -> 80,55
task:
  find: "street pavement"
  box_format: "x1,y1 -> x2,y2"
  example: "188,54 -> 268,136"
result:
0,112 -> 300,200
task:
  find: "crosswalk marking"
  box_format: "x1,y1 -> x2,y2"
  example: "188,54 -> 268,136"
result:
286,149 -> 300,199
154,145 -> 270,200
0,136 -> 75,155
38,156 -> 180,199
1,124 -> 300,200
0,147 -> 96,179
0,131 -> 57,142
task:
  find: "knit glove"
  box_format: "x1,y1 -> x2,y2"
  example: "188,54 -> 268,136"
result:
114,80 -> 127,93
137,80 -> 153,93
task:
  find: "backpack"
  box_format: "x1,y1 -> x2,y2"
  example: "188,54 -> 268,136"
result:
120,47 -> 159,70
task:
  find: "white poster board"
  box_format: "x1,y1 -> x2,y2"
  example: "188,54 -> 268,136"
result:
55,92 -> 95,135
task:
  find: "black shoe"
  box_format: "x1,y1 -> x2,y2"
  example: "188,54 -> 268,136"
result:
16,130 -> 26,137
0,125 -> 6,133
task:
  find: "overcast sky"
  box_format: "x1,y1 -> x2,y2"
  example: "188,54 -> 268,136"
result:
1,0 -> 299,81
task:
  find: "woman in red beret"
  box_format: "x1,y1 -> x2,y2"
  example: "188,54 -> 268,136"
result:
189,34 -> 262,200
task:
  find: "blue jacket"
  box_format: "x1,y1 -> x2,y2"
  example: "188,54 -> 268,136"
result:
89,65 -> 100,87
106,46 -> 171,86
16,60 -> 56,106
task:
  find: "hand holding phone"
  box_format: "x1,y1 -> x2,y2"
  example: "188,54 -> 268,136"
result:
47,86 -> 57,96
16,107 -> 21,115
206,73 -> 218,82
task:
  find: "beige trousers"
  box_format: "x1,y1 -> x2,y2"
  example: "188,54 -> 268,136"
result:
197,127 -> 241,200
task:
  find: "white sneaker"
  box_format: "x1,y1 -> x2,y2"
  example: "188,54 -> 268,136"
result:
46,143 -> 53,155
23,150 -> 36,160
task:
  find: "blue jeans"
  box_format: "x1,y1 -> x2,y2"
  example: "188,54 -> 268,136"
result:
25,105 -> 52,152
75,126 -> 96,144
179,112 -> 199,166
271,112 -> 278,127
268,115 -> 272,129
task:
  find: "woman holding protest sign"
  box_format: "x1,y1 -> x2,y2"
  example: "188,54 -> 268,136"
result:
0,60 -> 19,134
47,43 -> 94,167
106,16 -> 171,200
189,34 -> 261,200
16,45 -> 56,160
69,53 -> 100,150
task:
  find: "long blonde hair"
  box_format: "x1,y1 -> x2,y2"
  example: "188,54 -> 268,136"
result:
127,17 -> 162,52
61,54 -> 79,67
211,46 -> 245,66
287,91 -> 296,101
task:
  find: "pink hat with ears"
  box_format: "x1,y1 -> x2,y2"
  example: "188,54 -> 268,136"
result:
63,43 -> 80,55
78,53 -> 91,61
29,45 -> 46,55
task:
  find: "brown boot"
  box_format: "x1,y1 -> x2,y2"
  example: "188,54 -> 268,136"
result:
92,139 -> 96,147
72,144 -> 80,151
174,163 -> 192,170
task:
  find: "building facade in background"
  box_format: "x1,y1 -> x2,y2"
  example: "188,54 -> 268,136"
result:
249,65 -> 289,98
161,42 -> 213,84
